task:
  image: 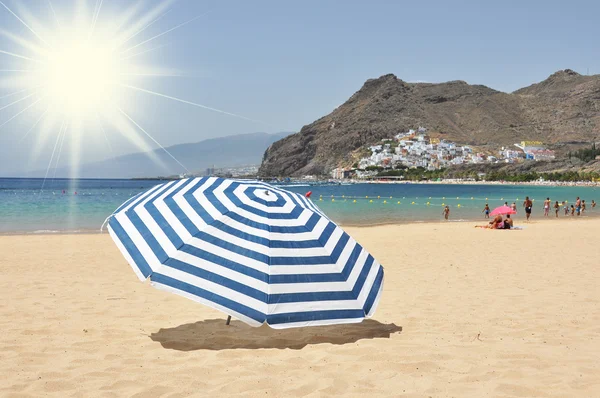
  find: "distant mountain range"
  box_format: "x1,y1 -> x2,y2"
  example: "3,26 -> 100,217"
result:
23,132 -> 291,178
259,69 -> 600,176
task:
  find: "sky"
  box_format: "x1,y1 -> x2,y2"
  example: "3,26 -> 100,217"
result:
0,0 -> 599,176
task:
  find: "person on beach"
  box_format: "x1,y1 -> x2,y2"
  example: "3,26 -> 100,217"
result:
482,204 -> 490,219
543,198 -> 551,217
592,200 -> 596,209
554,201 -> 560,217
575,197 -> 581,216
563,201 -> 568,216
489,214 -> 504,229
571,205 -> 575,216
443,205 -> 450,220
511,202 -> 518,213
581,200 -> 586,214
523,196 -> 533,221
504,214 -> 513,229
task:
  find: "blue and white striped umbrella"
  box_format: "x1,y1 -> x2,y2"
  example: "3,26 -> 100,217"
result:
106,177 -> 384,329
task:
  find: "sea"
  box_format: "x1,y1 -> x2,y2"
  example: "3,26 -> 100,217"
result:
0,178 -> 598,233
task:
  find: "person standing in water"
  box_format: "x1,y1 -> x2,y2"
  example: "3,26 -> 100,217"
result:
543,197 -> 551,217
553,201 -> 560,217
563,201 -> 569,216
482,203 -> 490,219
523,196 -> 533,221
443,205 -> 450,220
575,197 -> 581,216
581,200 -> 586,215
511,202 -> 518,213
592,200 -> 596,209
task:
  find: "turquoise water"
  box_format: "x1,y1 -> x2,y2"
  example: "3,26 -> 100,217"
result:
0,178 -> 598,233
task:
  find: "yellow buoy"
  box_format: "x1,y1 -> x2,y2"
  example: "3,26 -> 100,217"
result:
377,196 -> 380,199
442,197 -> 445,200
426,202 -> 430,205
332,199 -> 335,202
486,198 -> 488,200
429,196 -> 432,199
366,195 -> 368,198
319,198 -> 322,201
342,195 -> 345,198
383,200 -> 387,204
471,197 -> 474,200
456,197 -> 459,199
442,203 -> 445,206
369,200 -> 373,203
397,201 -> 401,204
353,200 -> 356,203
457,204 -> 461,208
389,196 -> 392,199
501,197 -> 503,200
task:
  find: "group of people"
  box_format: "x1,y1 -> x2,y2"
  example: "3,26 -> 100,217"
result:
540,196 -> 595,218
480,196 -> 596,227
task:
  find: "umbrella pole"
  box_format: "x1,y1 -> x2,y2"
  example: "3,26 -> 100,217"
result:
225,315 -> 231,325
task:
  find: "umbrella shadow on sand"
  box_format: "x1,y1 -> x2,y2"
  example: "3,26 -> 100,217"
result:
149,319 -> 402,351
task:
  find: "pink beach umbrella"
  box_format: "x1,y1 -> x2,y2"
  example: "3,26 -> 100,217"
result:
490,205 -> 516,216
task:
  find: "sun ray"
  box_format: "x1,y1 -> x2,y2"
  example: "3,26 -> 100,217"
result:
117,106 -> 189,173
89,0 -> 104,39
121,84 -> 271,125
17,106 -> 49,145
0,29 -> 47,56
118,8 -> 172,48
0,48 -> 43,63
40,119 -> 65,191
0,0 -> 49,47
120,72 -> 183,78
0,96 -> 43,130
0,92 -> 36,112
51,121 -> 69,180
47,0 -> 61,27
96,112 -> 118,161
115,0 -> 175,47
121,11 -> 212,54
107,109 -> 166,169
119,43 -> 166,61
0,87 -> 31,101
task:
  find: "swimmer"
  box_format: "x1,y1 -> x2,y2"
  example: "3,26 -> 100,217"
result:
523,196 -> 533,221
543,197 -> 550,217
482,203 -> 490,219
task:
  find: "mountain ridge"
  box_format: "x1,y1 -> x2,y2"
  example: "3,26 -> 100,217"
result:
259,70 -> 600,176
17,132 -> 291,178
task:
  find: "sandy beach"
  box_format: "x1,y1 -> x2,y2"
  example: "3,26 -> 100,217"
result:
1,219 -> 599,397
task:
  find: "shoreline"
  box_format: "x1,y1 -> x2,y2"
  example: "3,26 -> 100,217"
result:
345,179 -> 600,187
2,213 -> 596,236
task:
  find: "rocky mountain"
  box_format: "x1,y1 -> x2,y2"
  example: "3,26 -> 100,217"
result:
259,69 -> 600,177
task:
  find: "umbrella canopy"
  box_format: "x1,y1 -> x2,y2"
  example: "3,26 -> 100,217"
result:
490,205 -> 516,216
106,177 -> 384,329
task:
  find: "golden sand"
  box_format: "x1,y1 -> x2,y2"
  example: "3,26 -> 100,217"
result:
1,219 -> 599,397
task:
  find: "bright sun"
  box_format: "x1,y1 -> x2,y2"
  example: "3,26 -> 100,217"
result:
41,35 -> 120,119
0,0 -> 264,179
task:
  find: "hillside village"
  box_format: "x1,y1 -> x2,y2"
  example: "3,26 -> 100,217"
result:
331,127 -> 556,179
